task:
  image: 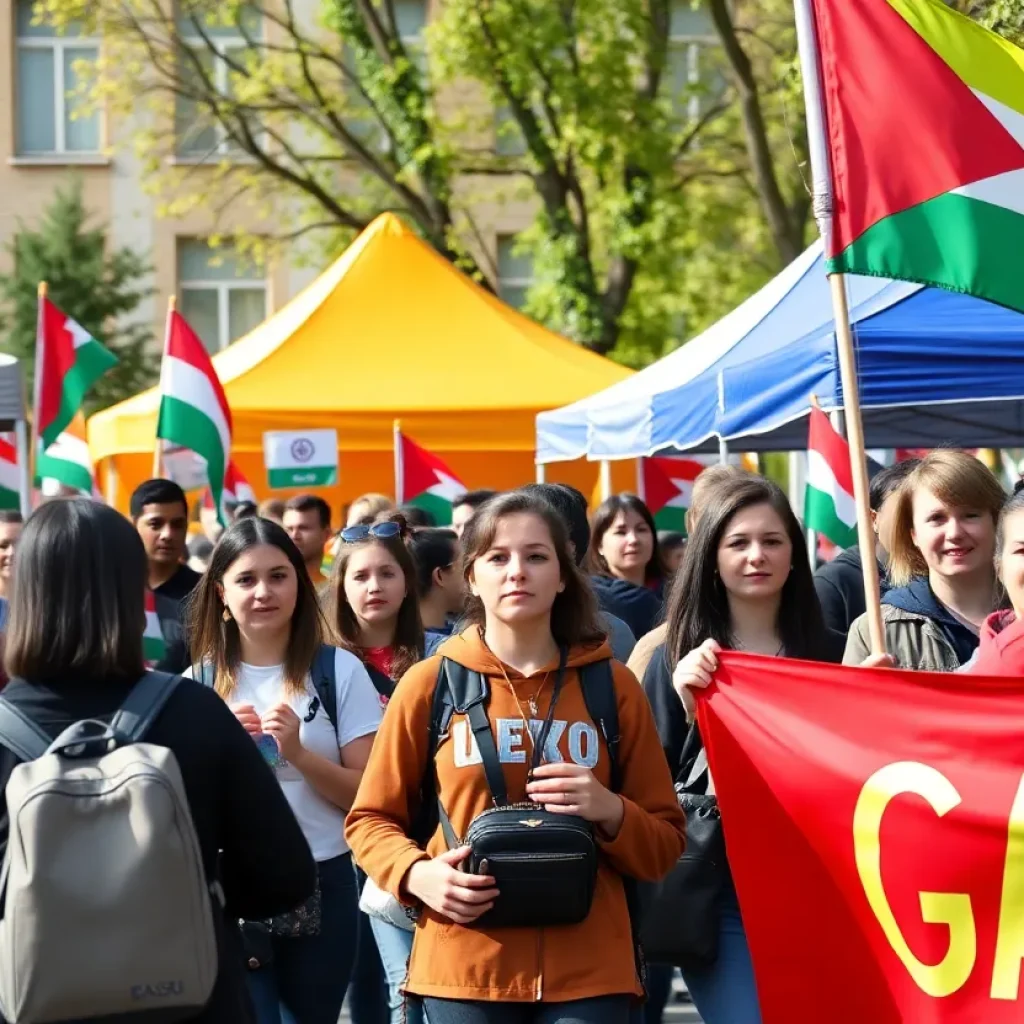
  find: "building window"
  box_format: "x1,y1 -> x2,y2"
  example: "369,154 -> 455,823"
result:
177,239 -> 267,352
667,3 -> 722,121
497,235 -> 533,311
494,104 -> 526,157
394,0 -> 427,70
14,0 -> 100,156
174,5 -> 261,159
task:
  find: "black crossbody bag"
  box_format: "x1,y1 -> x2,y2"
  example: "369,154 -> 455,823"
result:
436,649 -> 599,929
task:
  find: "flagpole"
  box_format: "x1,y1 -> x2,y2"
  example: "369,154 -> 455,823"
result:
795,0 -> 884,655
635,457 -> 644,502
393,419 -> 403,504
829,275 -> 885,654
599,459 -> 612,502
30,280 -> 47,502
535,460 -> 545,484
153,295 -> 174,479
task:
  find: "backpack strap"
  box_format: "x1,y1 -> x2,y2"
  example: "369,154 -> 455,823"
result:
441,660 -> 508,807
111,672 -> 181,742
0,699 -> 52,762
578,659 -> 621,792
310,645 -> 338,734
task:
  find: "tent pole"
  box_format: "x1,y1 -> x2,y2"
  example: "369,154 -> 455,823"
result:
718,437 -> 729,466
535,461 -> 546,484
15,419 -> 31,517
104,458 -> 119,507
830,274 -> 885,655
599,460 -> 612,501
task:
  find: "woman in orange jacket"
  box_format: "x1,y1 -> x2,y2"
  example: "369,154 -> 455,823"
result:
346,490 -> 685,1024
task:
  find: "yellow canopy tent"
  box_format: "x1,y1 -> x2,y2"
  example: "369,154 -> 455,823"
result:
89,213 -> 635,517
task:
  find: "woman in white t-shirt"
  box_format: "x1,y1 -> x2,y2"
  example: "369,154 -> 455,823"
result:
188,517 -> 382,1024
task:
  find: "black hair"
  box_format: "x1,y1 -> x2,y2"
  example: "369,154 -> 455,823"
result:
519,483 -> 589,567
453,489 -> 498,512
6,499 -> 146,682
587,493 -> 669,584
130,478 -> 188,520
398,504 -> 437,529
232,501 -> 258,521
189,517 -> 324,698
407,528 -> 458,597
665,475 -> 828,665
658,530 -> 686,550
0,511 -> 23,525
188,535 -> 214,560
284,493 -> 332,529
868,458 -> 922,512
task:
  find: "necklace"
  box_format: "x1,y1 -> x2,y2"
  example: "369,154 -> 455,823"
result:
497,662 -> 550,729
730,634 -> 785,657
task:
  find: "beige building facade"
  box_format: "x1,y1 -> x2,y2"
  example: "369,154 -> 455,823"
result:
1,0 -> 715,357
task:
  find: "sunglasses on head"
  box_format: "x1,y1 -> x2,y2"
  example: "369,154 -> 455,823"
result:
339,521 -> 402,544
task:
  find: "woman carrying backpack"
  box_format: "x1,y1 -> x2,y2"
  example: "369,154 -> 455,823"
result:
346,490 -> 685,1024
0,499 -> 317,1023
189,517 -> 383,1024
327,515 -> 425,1024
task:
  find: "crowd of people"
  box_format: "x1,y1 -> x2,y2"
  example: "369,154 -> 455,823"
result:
0,445 -> 1018,1024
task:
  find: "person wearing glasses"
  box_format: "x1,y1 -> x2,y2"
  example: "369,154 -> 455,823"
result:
326,512 -> 427,1024
186,517 -> 383,1024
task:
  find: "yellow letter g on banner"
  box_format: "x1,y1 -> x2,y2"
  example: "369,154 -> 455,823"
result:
853,762 -> 976,998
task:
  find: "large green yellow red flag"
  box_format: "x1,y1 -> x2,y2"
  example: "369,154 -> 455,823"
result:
804,0 -> 1024,312
698,653 -> 1024,1022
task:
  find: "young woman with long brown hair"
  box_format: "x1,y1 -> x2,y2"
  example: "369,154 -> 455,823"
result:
188,517 -> 382,1024
346,490 -> 684,1024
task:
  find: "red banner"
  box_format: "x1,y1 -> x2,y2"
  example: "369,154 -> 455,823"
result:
697,653 -> 1024,1024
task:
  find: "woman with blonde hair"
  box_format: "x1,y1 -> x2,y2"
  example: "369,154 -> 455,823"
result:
347,493 -> 396,528
844,450 -> 1005,671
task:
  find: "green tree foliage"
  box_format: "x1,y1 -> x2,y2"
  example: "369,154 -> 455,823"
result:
0,180 -> 156,411
35,0 -> 808,364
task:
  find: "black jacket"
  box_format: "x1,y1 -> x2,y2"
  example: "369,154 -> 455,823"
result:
642,632 -> 846,778
0,674 -> 316,1024
590,575 -> 663,640
813,545 -> 889,639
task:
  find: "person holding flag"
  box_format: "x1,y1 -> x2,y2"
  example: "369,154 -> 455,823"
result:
643,475 -> 844,1023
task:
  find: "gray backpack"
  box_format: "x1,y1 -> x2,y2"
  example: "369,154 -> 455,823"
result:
0,673 -> 219,1023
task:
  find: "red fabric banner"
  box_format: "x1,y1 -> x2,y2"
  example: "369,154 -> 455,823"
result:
697,652 -> 1024,1023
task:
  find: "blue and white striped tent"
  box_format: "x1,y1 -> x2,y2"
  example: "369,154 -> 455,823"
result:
536,241 -> 1024,462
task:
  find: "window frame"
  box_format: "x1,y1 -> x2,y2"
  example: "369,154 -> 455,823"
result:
496,234 -> 534,310
177,239 -> 268,352
176,19 -> 261,161
15,9 -> 101,157
668,12 -> 718,121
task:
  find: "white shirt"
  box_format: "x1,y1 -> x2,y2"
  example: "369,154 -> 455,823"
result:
187,648 -> 382,861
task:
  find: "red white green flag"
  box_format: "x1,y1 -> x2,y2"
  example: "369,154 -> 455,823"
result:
157,310 -> 232,523
36,411 -> 96,497
0,435 -> 20,511
638,457 -> 705,535
143,589 -> 166,668
806,407 -> 857,548
202,460 -> 256,510
804,0 -> 1024,311
396,429 -> 465,526
34,296 -> 117,450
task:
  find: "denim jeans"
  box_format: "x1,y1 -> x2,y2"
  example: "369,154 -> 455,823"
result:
419,996 -> 631,1024
246,852 -> 358,1024
349,867 -> 390,1024
369,916 -> 426,1024
643,965 -> 675,1024
679,886 -> 761,1024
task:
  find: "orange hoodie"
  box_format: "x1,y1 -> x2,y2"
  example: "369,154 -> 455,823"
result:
345,628 -> 686,1003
